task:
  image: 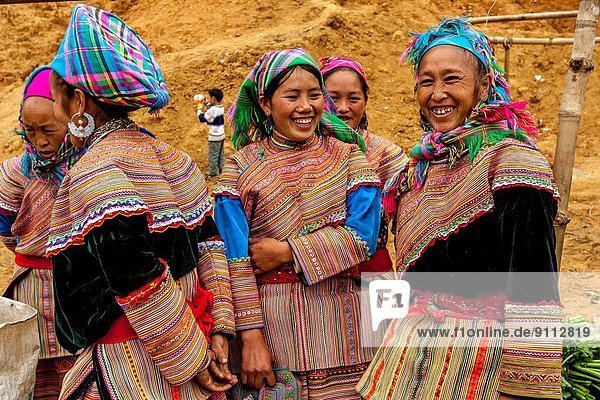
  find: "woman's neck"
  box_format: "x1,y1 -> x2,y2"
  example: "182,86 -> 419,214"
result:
270,129 -> 316,150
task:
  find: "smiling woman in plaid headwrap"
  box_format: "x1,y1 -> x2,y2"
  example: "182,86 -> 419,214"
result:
45,5 -> 237,399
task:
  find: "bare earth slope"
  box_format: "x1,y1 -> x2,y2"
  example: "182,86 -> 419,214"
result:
0,0 -> 597,291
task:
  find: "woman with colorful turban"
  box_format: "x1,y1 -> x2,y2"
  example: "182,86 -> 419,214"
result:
320,56 -> 408,272
0,66 -> 83,399
356,18 -> 561,399
213,48 -> 381,399
46,5 -> 236,399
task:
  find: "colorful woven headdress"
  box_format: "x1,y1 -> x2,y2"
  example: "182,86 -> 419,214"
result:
51,4 -> 169,111
229,48 -> 365,151
401,17 -> 510,103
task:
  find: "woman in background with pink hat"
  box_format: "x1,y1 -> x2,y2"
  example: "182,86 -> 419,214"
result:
320,56 -> 408,273
0,65 -> 83,399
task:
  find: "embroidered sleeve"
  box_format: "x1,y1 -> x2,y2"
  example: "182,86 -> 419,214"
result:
288,185 -> 381,285
0,156 -> 27,217
214,195 -> 263,331
197,237 -> 235,338
377,139 -> 409,185
489,140 -> 559,200
88,215 -> 210,385
347,146 -> 380,192
0,214 -> 16,243
116,265 -> 210,385
213,157 -> 242,199
499,303 -> 562,399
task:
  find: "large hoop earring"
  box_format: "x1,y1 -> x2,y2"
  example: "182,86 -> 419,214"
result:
68,112 -> 95,139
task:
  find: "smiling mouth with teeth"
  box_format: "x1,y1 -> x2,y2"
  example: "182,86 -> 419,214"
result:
292,118 -> 313,126
431,107 -> 455,116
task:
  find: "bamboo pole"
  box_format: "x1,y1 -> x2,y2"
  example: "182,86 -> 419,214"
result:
503,43 -> 510,81
470,11 -> 579,24
489,36 -> 600,45
553,0 -> 600,267
0,0 -> 77,4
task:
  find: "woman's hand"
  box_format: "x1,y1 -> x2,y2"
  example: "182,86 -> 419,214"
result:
498,394 -> 528,400
249,237 -> 293,275
208,333 -> 236,385
239,329 -> 276,389
195,350 -> 237,393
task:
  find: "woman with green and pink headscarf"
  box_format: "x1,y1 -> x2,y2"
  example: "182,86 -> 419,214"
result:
214,48 -> 381,399
357,18 -> 561,400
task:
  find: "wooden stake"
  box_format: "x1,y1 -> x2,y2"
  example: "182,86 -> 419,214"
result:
553,0 -> 600,268
503,43 -> 510,81
470,10 -> 579,24
489,36 -> 600,45
0,0 -> 78,4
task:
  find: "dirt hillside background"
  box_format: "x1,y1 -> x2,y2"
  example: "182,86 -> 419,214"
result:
0,0 -> 598,292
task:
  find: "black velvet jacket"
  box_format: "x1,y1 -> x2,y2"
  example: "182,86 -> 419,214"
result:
52,214 -> 220,354
403,187 -> 560,303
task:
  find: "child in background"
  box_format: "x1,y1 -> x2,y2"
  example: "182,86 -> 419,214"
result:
197,88 -> 225,177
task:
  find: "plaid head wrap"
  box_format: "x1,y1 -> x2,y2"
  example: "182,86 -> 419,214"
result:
229,48 -> 365,151
382,18 -> 539,211
50,4 -> 169,111
401,17 -> 510,103
17,66 -> 85,185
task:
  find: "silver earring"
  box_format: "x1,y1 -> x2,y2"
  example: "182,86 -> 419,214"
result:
68,112 -> 95,139
262,116 -> 274,136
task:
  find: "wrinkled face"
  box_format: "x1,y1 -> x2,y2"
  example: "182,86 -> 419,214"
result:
260,67 -> 324,142
416,45 -> 488,133
324,69 -> 367,130
21,97 -> 67,159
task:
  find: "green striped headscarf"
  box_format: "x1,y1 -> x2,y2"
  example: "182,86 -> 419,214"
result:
228,48 -> 365,151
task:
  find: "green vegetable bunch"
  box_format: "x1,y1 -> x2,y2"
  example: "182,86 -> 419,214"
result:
562,316 -> 600,400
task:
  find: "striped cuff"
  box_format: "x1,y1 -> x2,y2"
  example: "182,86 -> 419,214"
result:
197,239 -> 235,338
116,265 -> 210,385
288,226 -> 368,285
229,258 -> 263,331
499,303 -> 562,399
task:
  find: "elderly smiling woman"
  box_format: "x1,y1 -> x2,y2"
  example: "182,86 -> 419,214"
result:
357,18 -> 561,400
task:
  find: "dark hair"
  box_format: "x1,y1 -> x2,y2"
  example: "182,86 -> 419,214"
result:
208,88 -> 223,102
461,49 -> 488,89
53,72 -> 134,119
323,67 -> 369,102
263,64 -> 322,100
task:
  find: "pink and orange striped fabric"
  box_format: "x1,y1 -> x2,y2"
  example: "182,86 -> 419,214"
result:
47,130 -> 212,256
